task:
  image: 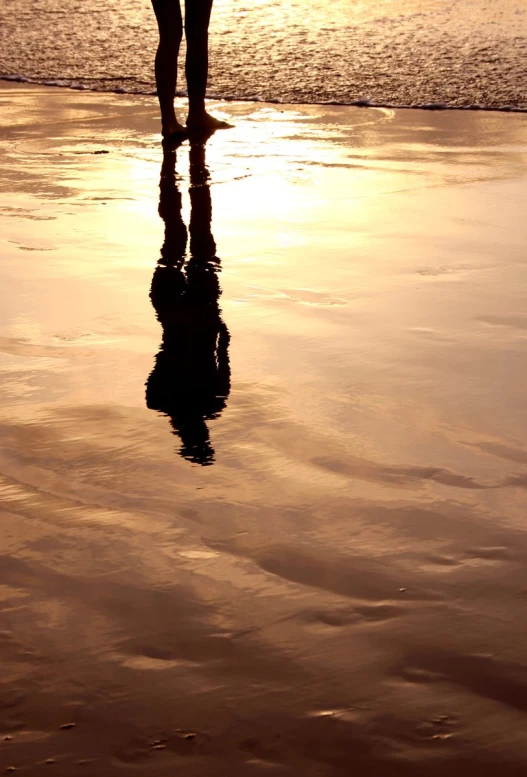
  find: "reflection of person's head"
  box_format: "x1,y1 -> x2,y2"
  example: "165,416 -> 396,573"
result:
146,144 -> 231,466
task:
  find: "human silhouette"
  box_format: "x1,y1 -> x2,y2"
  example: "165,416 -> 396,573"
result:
146,141 -> 231,466
151,0 -> 231,141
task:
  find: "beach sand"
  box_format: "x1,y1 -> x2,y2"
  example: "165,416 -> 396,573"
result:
1,82 -> 527,776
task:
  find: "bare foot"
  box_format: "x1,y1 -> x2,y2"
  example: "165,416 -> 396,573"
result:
161,120 -> 188,138
186,111 -> 233,131
161,121 -> 189,148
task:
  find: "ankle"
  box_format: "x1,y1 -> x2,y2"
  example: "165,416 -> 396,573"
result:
188,103 -> 206,118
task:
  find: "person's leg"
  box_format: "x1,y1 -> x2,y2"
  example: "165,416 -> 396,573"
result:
184,0 -> 231,129
151,0 -> 185,137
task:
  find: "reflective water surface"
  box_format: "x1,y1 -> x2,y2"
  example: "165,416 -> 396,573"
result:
1,84 -> 527,775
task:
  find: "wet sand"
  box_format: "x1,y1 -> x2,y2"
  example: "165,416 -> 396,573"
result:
1,83 -> 527,776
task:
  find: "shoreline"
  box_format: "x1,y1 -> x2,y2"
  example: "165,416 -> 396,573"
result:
1,74 -> 527,114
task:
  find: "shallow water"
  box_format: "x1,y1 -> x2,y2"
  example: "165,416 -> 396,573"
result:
1,84 -> 527,774
1,0 -> 526,110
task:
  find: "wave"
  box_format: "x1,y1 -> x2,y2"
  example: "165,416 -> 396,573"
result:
2,73 -> 527,114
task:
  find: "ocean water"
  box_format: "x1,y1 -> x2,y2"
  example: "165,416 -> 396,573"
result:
1,0 -> 526,110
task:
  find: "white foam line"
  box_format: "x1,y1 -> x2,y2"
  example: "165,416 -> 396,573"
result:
1,74 -> 526,114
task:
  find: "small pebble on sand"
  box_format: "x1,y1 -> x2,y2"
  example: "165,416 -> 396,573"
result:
60,722 -> 76,730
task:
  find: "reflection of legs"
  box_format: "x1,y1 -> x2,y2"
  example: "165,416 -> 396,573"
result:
151,0 -> 185,138
147,141 -> 230,467
185,0 -> 232,130
159,149 -> 187,265
189,142 -> 215,260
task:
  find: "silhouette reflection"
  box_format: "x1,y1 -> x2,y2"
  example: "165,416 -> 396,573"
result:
146,141 -> 230,466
